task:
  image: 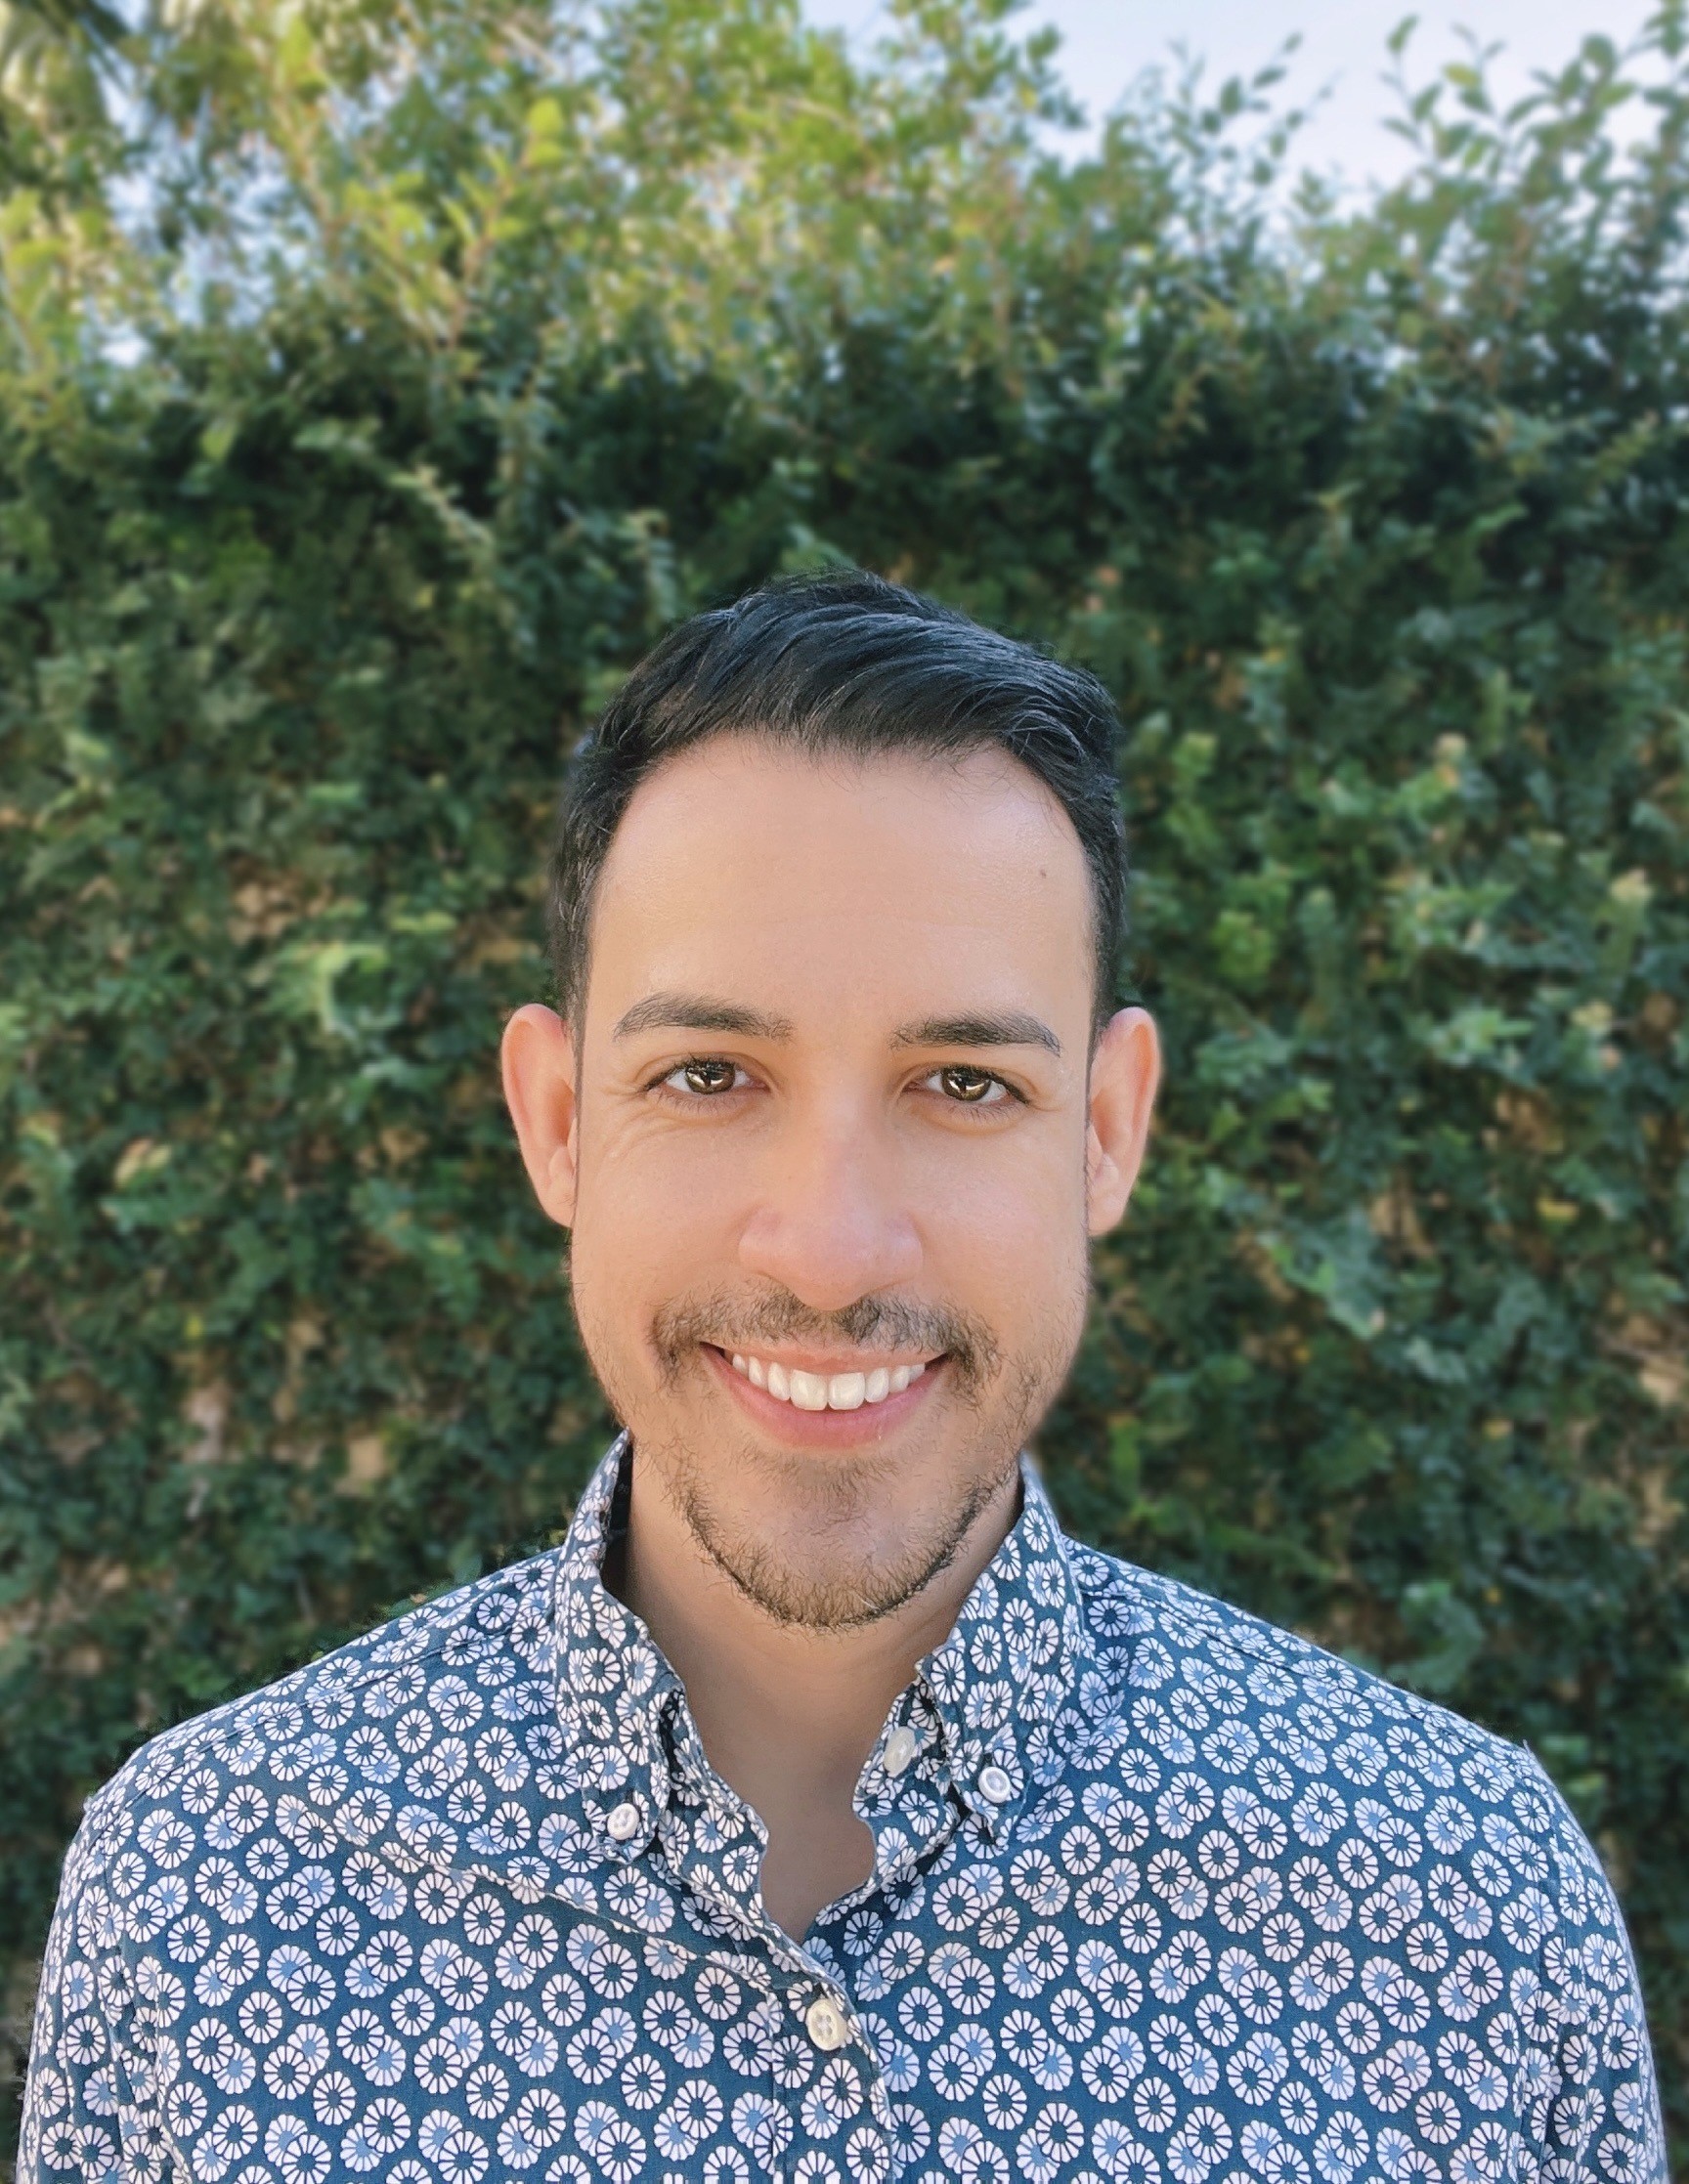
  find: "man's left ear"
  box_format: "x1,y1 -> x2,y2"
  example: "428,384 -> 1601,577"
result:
1085,1006 -> 1162,1235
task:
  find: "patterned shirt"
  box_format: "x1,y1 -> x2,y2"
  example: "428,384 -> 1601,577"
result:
22,1436 -> 1665,2184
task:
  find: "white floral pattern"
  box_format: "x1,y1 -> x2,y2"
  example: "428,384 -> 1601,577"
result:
22,1438 -> 1664,2184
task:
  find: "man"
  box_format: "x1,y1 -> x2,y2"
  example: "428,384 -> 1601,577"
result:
22,575 -> 1663,2184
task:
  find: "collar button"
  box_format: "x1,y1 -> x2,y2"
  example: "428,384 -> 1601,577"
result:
804,1994 -> 849,2051
605,1800 -> 642,1842
977,1763 -> 1014,1806
883,1727 -> 919,1778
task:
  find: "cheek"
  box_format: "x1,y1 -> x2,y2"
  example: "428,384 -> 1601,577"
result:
568,1144 -> 740,1348
920,1103 -> 1087,1234
916,1128 -> 1091,1315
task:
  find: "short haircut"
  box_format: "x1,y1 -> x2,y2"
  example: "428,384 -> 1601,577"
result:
547,572 -> 1127,1031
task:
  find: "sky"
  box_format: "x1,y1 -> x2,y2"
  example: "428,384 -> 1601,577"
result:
801,0 -> 1665,191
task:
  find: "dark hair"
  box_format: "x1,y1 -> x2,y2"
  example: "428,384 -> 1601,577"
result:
547,571 -> 1127,1029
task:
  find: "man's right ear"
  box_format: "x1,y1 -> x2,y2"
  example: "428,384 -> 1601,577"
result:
500,1004 -> 580,1228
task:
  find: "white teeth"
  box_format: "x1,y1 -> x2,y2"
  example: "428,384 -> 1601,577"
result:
729,1353 -> 933,1410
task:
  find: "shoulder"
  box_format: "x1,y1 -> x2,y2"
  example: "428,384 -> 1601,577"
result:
1066,1537 -> 1575,1895
69,1546 -> 565,1880
1046,1543 -> 1666,2182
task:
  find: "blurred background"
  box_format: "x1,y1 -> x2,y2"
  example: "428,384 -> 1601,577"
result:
1,0 -> 1686,2167
813,0 -> 1672,180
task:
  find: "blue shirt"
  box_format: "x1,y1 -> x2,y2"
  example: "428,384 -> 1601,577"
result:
22,1436 -> 1665,2184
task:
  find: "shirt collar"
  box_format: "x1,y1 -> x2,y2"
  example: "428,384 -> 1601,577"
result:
546,1434 -> 686,1859
331,1434 -> 1098,1902
550,1434 -> 1094,1846
911,1453 -> 1094,1834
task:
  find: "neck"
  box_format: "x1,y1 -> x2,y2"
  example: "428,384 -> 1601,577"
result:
614,1443 -> 1021,1938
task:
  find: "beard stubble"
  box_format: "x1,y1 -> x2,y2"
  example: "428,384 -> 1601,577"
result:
584,1279 -> 1084,1632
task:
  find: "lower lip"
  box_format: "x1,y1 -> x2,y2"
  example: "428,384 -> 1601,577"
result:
704,1345 -> 944,1446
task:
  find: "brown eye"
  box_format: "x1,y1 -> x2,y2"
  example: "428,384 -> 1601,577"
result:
673,1058 -> 740,1096
936,1065 -> 1003,1104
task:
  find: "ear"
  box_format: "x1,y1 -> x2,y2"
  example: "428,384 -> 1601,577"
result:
501,1003 -> 581,1228
1085,1006 -> 1161,1236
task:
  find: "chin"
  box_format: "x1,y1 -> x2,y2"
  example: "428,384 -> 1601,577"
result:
701,1538 -> 946,1632
685,1451 -> 1018,1629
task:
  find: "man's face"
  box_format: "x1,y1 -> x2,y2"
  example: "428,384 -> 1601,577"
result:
504,734 -> 1157,1630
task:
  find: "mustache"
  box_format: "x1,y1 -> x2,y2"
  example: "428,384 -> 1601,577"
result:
652,1286 -> 1001,1400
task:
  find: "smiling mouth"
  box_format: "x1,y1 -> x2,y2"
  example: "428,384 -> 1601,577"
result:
714,1348 -> 941,1412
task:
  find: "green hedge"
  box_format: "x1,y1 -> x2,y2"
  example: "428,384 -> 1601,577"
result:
2,0 -> 1687,2162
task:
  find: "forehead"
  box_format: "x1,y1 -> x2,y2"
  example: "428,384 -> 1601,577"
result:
585,733 -> 1094,1034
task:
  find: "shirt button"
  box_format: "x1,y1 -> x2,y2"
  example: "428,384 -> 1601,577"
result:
804,1994 -> 849,2051
884,1726 -> 919,1777
977,1763 -> 1014,1806
605,1801 -> 641,1842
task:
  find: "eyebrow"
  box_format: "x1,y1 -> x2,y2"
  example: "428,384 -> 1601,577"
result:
613,992 -> 797,1042
612,992 -> 1062,1058
891,1011 -> 1062,1057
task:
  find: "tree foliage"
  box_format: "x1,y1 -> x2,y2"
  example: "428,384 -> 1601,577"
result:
2,0 -> 1687,2161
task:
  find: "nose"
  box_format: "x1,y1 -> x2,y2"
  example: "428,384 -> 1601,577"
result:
737,1108 -> 922,1312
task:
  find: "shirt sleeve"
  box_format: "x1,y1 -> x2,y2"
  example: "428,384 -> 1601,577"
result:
18,1793 -> 153,2184
1519,1750 -> 1667,2184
